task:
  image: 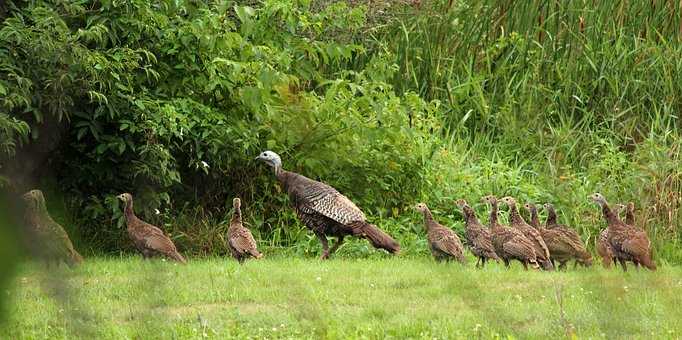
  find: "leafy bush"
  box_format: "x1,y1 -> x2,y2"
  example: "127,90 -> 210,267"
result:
1,0 -> 680,263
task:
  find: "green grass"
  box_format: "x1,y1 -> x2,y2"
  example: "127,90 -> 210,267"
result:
2,256 -> 681,339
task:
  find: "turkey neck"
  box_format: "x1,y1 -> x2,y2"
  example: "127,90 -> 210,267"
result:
26,199 -> 49,223
231,206 -> 242,226
123,199 -> 139,226
488,202 -> 500,229
546,208 -> 558,226
463,207 -> 479,226
508,203 -> 525,225
273,164 -> 284,180
529,209 -> 541,229
600,203 -> 621,227
421,208 -> 435,231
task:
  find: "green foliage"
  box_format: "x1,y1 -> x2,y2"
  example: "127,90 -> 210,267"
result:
0,0 -> 680,262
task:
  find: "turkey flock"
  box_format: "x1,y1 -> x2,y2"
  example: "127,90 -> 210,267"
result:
19,150 -> 656,272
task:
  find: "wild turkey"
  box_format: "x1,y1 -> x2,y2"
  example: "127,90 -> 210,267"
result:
415,203 -> 466,263
22,189 -> 83,268
501,197 -> 554,271
525,203 -> 592,270
615,202 -> 650,268
116,193 -> 186,263
596,228 -> 614,268
456,199 -> 499,267
480,195 -> 539,270
228,198 -> 263,263
256,151 -> 400,259
542,203 -> 593,265
589,193 -> 655,271
624,202 -> 636,226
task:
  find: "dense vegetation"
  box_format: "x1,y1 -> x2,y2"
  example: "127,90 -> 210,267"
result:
1,1 -> 680,262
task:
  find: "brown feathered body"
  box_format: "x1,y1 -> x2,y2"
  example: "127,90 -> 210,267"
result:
535,204 -> 592,269
275,168 -> 400,259
459,202 -> 499,267
504,199 -> 553,271
593,195 -> 655,271
483,197 -> 538,270
596,228 -> 614,268
119,193 -> 186,263
22,190 -> 83,268
228,198 -> 262,263
417,204 -> 466,263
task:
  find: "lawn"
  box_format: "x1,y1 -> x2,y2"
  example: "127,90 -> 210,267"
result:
1,256 -> 681,339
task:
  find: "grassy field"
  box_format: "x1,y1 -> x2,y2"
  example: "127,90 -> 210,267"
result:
2,256 -> 681,339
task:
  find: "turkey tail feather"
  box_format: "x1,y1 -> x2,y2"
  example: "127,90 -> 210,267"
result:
353,222 -> 400,254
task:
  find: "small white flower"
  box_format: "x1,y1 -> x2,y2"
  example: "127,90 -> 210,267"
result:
155,209 -> 161,215
280,324 -> 285,328
316,277 -> 321,281
272,327 -> 277,332
201,161 -> 209,168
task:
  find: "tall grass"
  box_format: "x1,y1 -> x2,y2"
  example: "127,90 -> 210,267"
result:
346,0 -> 682,261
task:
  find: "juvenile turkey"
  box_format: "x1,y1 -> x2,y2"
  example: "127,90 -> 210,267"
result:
480,195 -> 538,270
456,199 -> 499,267
589,193 -> 655,271
415,203 -> 466,263
22,189 -> 83,267
596,228 -> 614,268
228,198 -> 263,263
624,202 -> 641,228
501,197 -> 553,271
525,203 -> 592,270
116,193 -> 186,263
256,151 -> 399,259
615,202 -> 649,268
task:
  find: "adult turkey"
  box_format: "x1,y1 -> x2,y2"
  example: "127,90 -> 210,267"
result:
415,203 -> 466,263
501,197 -> 554,271
22,189 -> 83,268
116,193 -> 186,263
228,198 -> 263,263
456,199 -> 499,267
256,151 -> 400,259
481,195 -> 539,270
525,203 -> 592,270
589,193 -> 655,271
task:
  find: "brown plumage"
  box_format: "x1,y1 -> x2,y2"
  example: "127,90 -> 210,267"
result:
501,197 -> 554,271
117,193 -> 186,263
615,202 -> 651,268
624,202 -> 636,226
481,195 -> 539,270
589,193 -> 655,271
596,228 -> 614,268
525,203 -> 592,270
256,151 -> 399,259
415,203 -> 466,263
228,198 -> 263,263
456,199 -> 499,267
22,189 -> 83,268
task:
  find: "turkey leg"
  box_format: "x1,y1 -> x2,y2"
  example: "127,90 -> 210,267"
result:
317,233 -> 330,260
328,236 -> 345,256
